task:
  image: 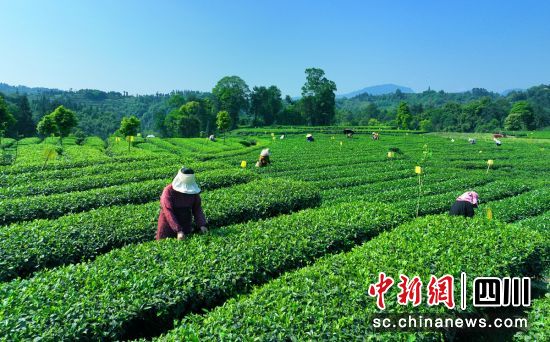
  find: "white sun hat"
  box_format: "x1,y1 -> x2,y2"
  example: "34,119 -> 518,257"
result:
260,148 -> 271,157
172,168 -> 201,194
306,134 -> 312,138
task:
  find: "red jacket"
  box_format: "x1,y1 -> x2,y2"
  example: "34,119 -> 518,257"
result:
156,184 -> 207,240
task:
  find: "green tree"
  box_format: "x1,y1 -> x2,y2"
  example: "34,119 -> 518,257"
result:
36,114 -> 58,138
277,97 -> 304,125
216,110 -> 231,143
419,119 -> 433,132
163,101 -> 202,138
250,85 -> 282,126
119,115 -> 141,151
504,113 -> 524,131
0,96 -> 16,146
168,93 -> 187,108
362,102 -> 381,120
212,76 -> 249,129
368,118 -> 381,126
12,95 -> 35,137
396,101 -> 413,129
301,68 -> 337,125
504,101 -> 535,130
51,106 -> 78,143
195,97 -> 216,134
37,106 -> 77,145
177,101 -> 201,137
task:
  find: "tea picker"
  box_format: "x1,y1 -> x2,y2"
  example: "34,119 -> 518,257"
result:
343,129 -> 355,138
256,148 -> 271,167
306,134 -> 315,142
156,167 -> 208,240
449,191 -> 479,218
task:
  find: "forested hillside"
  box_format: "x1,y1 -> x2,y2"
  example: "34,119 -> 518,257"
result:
1,80 -> 549,139
336,85 -> 550,131
0,83 -> 214,137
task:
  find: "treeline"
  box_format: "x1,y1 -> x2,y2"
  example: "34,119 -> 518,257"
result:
336,85 -> 550,132
0,87 -> 170,138
0,68 -> 337,139
1,79 -> 549,140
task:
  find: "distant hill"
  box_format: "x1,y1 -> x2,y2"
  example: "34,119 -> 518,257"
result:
500,88 -> 525,96
0,82 -> 63,95
338,84 -> 415,98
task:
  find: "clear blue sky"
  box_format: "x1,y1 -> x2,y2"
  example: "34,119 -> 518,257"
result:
1,0 -> 549,96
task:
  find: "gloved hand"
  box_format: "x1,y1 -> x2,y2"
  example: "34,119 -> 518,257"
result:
177,231 -> 185,240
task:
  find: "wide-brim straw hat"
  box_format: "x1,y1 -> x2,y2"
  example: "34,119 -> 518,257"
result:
260,148 -> 271,157
172,171 -> 201,194
306,134 -> 313,138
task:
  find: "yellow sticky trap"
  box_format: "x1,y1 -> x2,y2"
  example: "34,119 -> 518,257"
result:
331,136 -> 335,140
387,151 -> 395,158
272,136 -> 275,141
126,136 -> 135,142
340,141 -> 343,146
271,133 -> 275,137
43,148 -> 57,159
240,160 -> 247,168
487,159 -> 494,166
115,137 -> 121,142
415,166 -> 422,174
486,207 -> 493,220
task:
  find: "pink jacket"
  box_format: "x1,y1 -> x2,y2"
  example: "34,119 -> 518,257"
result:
156,184 -> 207,240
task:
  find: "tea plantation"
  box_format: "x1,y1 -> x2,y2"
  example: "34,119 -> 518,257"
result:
0,132 -> 548,341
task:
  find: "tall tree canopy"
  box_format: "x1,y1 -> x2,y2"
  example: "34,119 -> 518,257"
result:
396,101 -> 413,129
13,95 -> 35,137
301,68 -> 337,125
250,85 -> 282,126
52,105 -> 78,139
119,115 -> 141,137
504,101 -> 535,130
0,96 -> 16,144
212,76 -> 249,129
36,105 -> 77,144
165,100 -> 212,138
216,110 -> 231,142
119,115 -> 141,152
36,114 -> 57,137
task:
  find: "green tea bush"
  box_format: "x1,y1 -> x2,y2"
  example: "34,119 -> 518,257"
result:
0,179 -> 320,281
0,161 -> 231,199
0,169 -> 257,225
0,158 -> 228,187
161,215 -> 546,341
514,294 -> 549,341
481,188 -> 550,222
0,200 -> 408,341
0,154 -> 159,174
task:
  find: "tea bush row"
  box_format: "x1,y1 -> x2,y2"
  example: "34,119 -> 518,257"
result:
0,179 -> 321,282
161,215 -> 546,341
0,169 -> 257,225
